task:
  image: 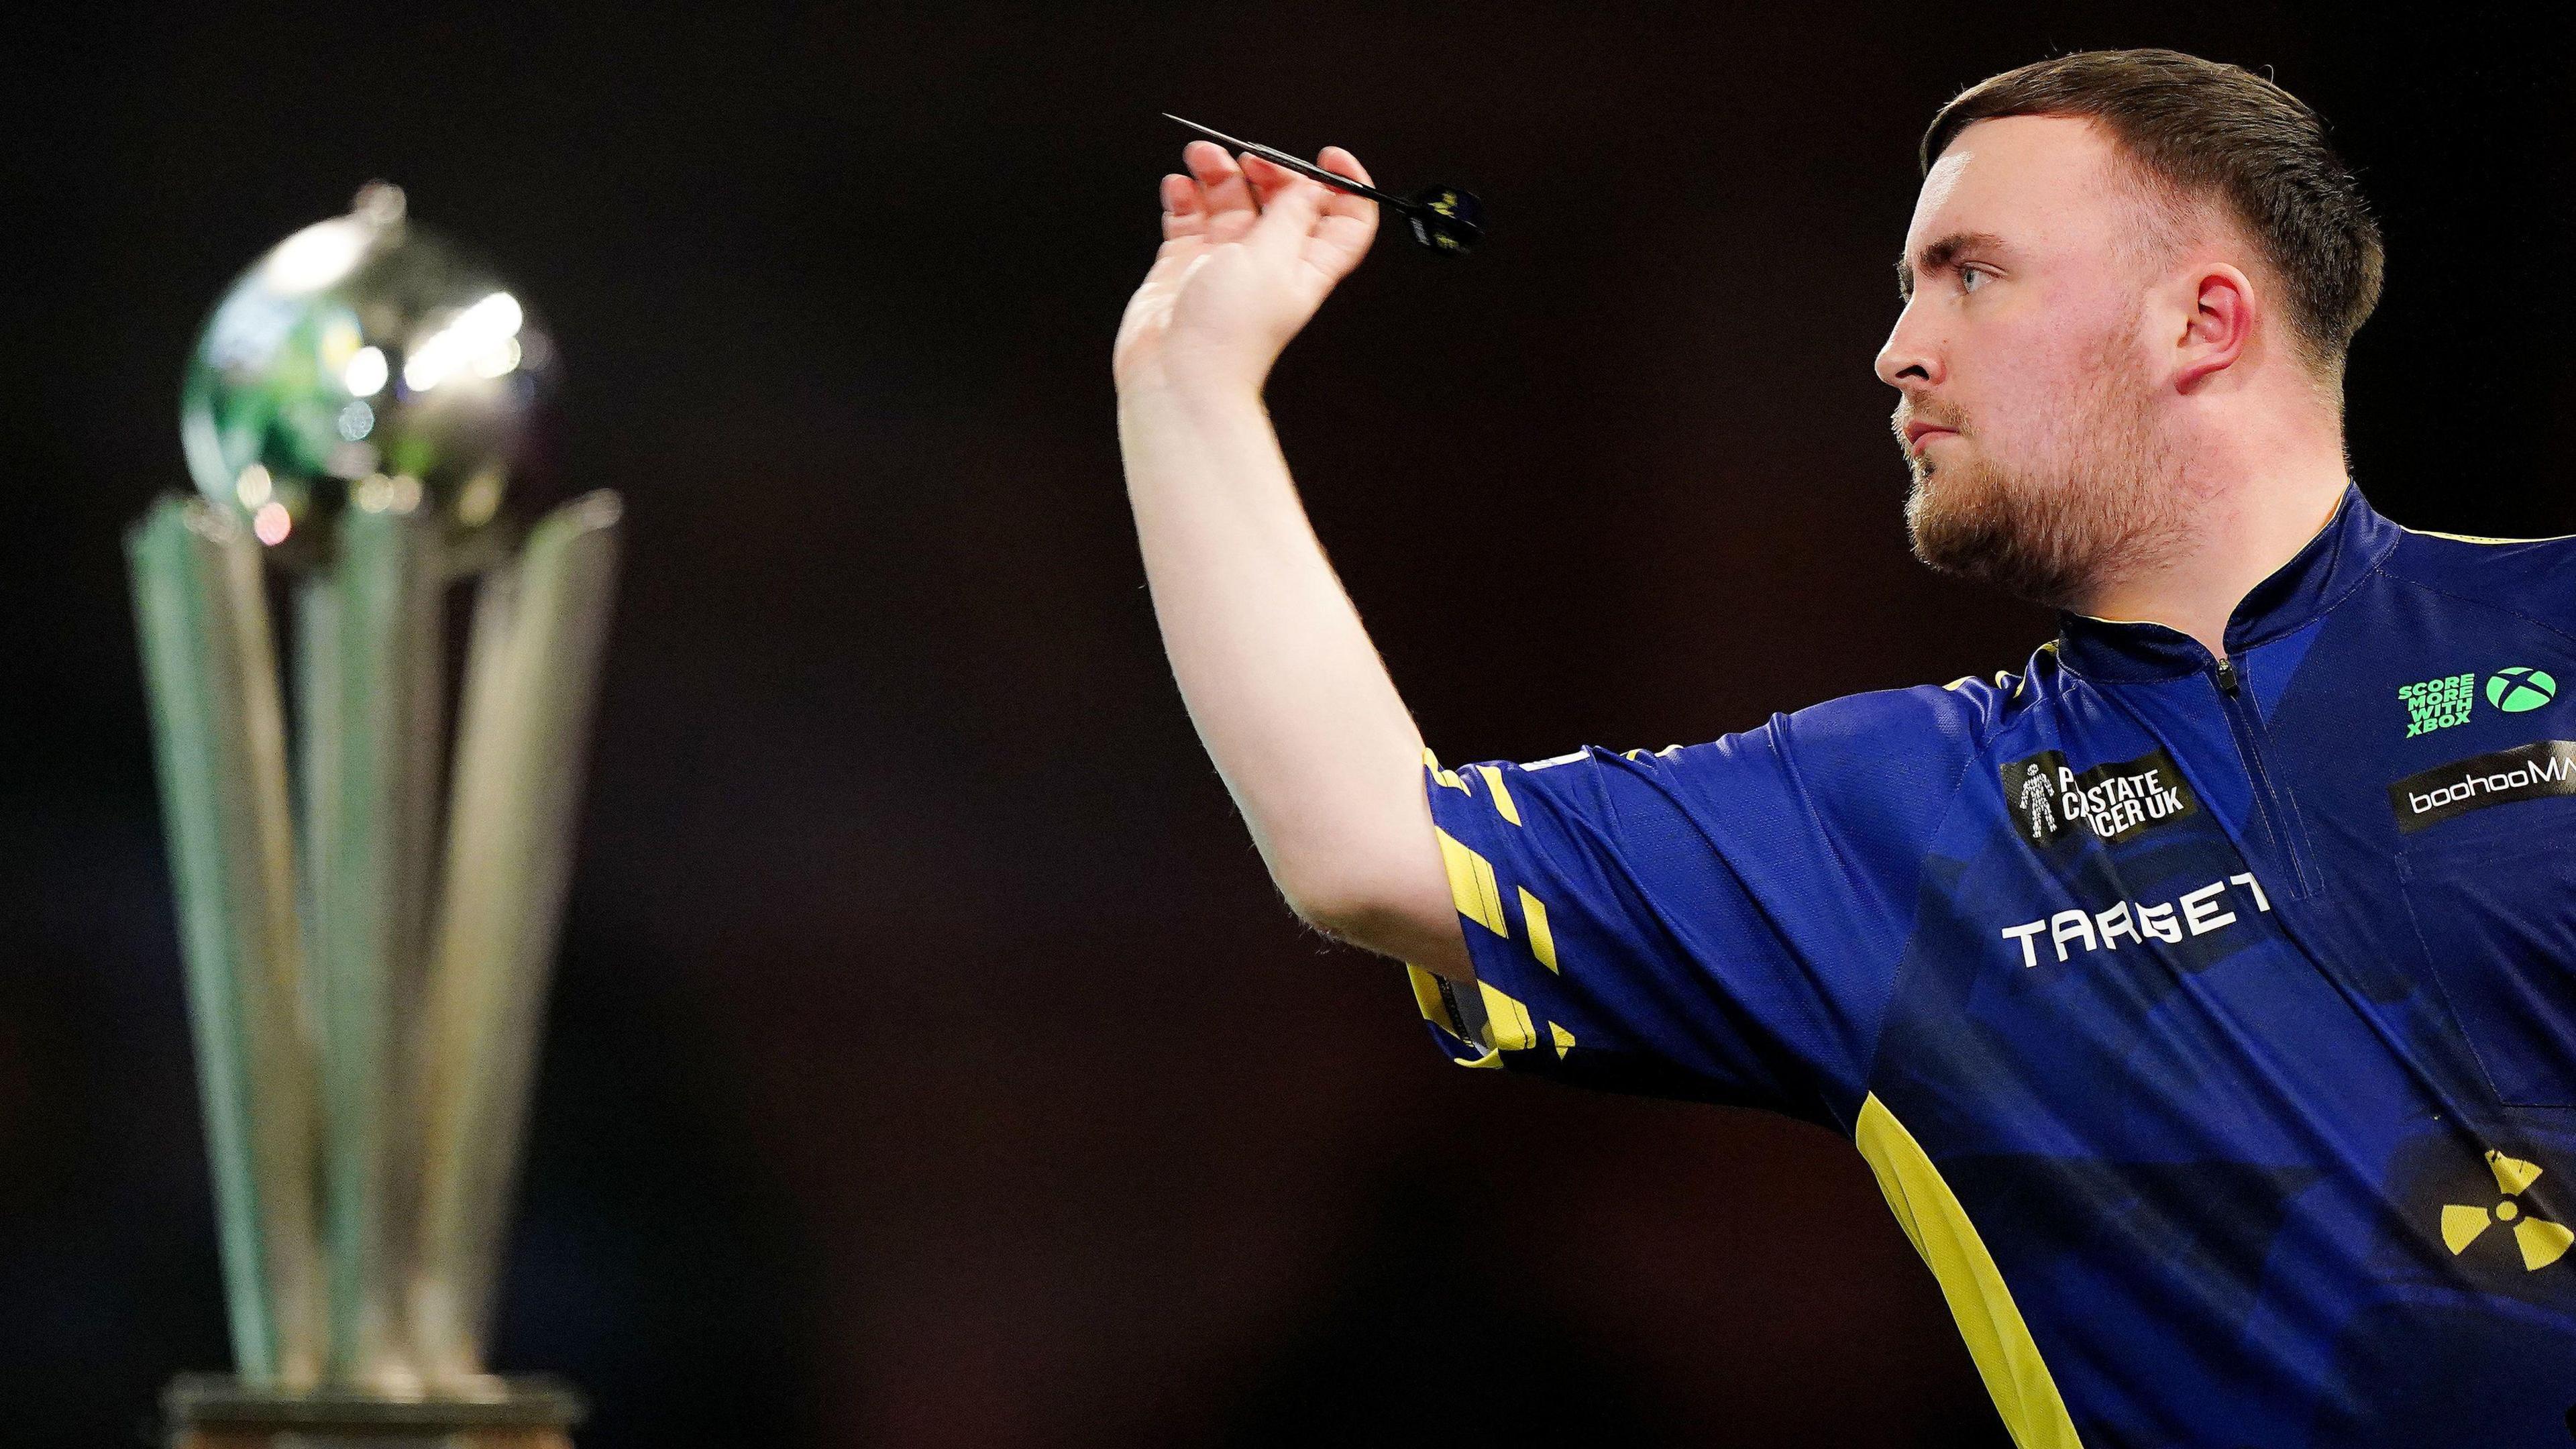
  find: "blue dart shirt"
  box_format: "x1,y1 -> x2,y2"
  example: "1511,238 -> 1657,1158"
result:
1409,488 -> 2576,1448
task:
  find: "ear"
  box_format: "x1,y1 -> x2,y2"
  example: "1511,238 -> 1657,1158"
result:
2174,263 -> 2255,392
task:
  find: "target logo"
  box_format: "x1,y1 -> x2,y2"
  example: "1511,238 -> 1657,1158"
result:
2485,666 -> 2558,714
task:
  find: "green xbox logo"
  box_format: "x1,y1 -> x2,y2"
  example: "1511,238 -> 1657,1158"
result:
2487,667 -> 2559,713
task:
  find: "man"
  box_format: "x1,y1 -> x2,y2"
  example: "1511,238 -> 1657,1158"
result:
1114,48 -> 2576,1447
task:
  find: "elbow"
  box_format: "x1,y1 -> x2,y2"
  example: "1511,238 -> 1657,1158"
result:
1274,856 -> 1404,937
1274,859 -> 1443,957
1262,812 -> 1459,961
1281,870 -> 1472,980
1277,869 -> 1381,939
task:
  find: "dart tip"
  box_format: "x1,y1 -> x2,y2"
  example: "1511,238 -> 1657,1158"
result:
1163,113 -> 1235,150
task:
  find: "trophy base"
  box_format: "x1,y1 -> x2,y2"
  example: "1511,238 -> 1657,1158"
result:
164,1374 -> 586,1449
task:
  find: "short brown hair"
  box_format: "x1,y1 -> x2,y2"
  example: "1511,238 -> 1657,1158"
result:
1922,48 -> 2383,374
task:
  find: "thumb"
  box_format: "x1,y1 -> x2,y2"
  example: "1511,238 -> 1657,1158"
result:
1242,160 -> 1329,263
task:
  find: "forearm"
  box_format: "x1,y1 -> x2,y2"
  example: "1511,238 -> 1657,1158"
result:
1118,381 -> 1464,973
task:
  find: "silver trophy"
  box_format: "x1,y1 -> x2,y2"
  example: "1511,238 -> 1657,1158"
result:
131,184 -> 612,1446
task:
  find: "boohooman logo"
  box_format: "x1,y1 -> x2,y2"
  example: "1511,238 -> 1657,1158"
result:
2389,740 -> 2576,833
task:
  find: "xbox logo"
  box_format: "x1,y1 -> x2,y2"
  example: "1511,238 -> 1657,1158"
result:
2487,667 -> 2559,713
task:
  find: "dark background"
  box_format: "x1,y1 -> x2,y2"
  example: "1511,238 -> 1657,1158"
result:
4,3 -> 2569,1445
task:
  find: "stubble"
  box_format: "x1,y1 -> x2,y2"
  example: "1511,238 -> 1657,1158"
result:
1898,332 -> 2187,609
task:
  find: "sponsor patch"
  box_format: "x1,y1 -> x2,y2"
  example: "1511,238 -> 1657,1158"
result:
2399,672 -> 2477,737
2487,667 -> 2558,714
1999,871 -> 2272,967
2002,746 -> 2201,848
2390,740 -> 2576,833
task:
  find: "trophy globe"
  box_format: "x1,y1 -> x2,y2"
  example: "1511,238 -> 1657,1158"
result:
180,182 -> 555,566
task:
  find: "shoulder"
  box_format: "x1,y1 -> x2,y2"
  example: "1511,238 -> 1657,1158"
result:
1774,638 -> 2059,765
1625,642 -> 2056,843
1462,642 -> 2054,847
2383,521 -> 2576,616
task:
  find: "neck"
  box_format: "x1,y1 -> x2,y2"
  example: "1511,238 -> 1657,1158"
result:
2073,412 -> 2352,659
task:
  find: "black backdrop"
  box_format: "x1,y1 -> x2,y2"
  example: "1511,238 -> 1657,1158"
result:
4,4 -> 2569,1445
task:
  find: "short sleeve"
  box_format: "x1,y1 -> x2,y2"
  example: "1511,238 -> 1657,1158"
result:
1408,695 -> 1975,1123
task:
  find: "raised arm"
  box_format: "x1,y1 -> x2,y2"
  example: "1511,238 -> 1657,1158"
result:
1113,140 -> 1470,979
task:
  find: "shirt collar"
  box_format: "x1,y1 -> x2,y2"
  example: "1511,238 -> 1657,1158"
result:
2055,484 -> 2398,683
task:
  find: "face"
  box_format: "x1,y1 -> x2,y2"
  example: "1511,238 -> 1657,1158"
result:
1878,115 -> 2186,608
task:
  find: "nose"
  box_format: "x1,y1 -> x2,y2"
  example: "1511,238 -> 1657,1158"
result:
1874,299 -> 1943,390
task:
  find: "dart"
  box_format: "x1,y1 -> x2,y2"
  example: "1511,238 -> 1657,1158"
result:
1163,114 -> 1485,257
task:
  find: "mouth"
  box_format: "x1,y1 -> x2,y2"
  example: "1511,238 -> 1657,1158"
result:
1902,421 -> 1960,454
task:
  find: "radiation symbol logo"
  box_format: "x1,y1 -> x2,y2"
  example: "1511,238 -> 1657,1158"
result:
2485,667 -> 2558,714
2440,1150 -> 2573,1271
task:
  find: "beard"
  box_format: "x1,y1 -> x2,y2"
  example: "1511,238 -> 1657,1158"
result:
1897,337 -> 2186,610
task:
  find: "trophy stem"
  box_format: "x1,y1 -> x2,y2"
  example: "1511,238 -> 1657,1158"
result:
415,492 -> 623,1383
129,499 -> 326,1387
303,504 -> 448,1389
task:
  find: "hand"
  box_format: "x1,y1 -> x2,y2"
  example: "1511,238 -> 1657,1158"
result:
1113,140 -> 1379,399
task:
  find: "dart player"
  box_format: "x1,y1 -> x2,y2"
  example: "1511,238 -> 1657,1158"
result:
1114,48 -> 2576,1446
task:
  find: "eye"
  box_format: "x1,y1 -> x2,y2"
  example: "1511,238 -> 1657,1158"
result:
1959,266 -> 1990,294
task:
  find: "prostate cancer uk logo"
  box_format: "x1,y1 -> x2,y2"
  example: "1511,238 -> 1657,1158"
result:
2001,747 -> 2200,849
2390,739 -> 2576,832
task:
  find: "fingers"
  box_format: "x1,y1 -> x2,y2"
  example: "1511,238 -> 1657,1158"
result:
1183,140 -> 1260,240
1160,172 -> 1205,241
1309,146 -> 1379,262
1313,146 -> 1373,186
1238,152 -> 1303,209
1159,140 -> 1379,290
1236,150 -> 1378,285
1313,147 -> 1377,225
1238,154 -> 1327,260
